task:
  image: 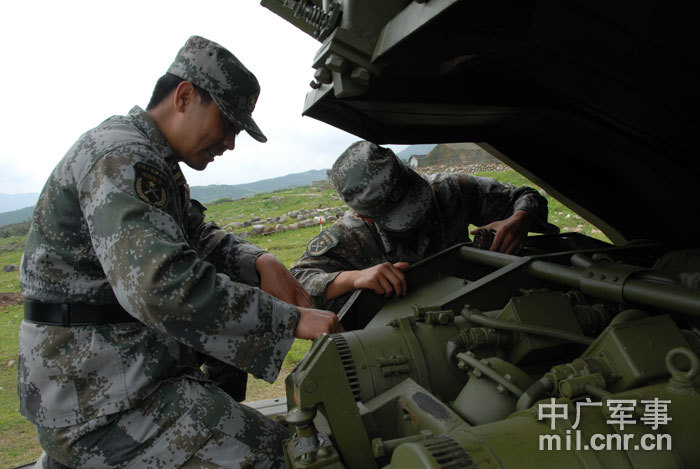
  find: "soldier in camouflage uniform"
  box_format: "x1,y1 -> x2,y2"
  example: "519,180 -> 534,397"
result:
19,36 -> 340,468
290,141 -> 559,312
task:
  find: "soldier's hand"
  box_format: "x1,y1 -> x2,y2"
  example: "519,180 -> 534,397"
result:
353,261 -> 410,297
471,210 -> 533,254
295,307 -> 343,339
256,253 -> 312,307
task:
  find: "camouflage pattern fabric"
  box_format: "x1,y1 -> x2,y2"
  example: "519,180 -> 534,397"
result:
34,379 -> 286,468
168,35 -> 267,143
329,141 -> 433,232
291,172 -> 558,311
19,106 -> 298,466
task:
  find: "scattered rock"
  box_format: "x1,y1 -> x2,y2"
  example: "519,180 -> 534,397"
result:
2,264 -> 18,272
251,224 -> 265,235
270,196 -> 283,204
7,359 -> 15,368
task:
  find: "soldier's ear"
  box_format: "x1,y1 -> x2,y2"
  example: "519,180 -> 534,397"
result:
173,81 -> 196,113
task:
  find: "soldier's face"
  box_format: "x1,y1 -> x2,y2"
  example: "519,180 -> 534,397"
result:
174,91 -> 240,171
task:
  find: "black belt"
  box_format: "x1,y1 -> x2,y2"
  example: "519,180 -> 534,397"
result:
24,300 -> 138,326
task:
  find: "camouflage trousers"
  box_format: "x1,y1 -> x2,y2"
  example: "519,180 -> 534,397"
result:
33,378 -> 287,468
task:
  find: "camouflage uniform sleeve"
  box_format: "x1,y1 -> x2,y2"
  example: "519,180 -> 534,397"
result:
290,222 -> 365,312
450,173 -> 558,233
79,150 -> 298,383
186,198 -> 266,286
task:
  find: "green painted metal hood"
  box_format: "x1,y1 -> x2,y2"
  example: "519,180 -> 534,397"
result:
262,0 -> 699,248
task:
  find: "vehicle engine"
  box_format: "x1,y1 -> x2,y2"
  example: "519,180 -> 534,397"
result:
283,236 -> 700,468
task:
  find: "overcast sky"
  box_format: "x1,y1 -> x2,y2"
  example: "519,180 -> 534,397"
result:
0,0 -> 407,195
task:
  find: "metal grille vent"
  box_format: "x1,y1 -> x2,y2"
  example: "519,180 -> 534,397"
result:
331,333 -> 361,400
424,436 -> 476,469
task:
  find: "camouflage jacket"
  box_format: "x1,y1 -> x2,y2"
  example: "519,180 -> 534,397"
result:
19,106 -> 299,428
291,173 -> 558,311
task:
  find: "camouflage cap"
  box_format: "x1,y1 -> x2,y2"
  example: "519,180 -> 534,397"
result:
331,141 -> 432,232
168,35 -> 267,143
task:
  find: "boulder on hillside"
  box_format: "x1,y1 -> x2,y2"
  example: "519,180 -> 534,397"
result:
2,264 -> 18,273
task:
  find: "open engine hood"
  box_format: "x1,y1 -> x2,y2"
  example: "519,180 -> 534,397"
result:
263,0 -> 699,247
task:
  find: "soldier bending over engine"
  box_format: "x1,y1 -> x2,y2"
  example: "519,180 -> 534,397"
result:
291,141 -> 559,312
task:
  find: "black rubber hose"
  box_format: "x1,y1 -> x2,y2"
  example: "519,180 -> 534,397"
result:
516,377 -> 554,410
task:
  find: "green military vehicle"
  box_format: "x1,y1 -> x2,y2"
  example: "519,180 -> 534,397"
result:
260,1 -> 700,468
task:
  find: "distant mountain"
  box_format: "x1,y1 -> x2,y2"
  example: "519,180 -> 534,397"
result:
190,169 -> 329,203
395,144 -> 437,161
0,205 -> 34,227
0,169 -> 331,226
0,192 -> 39,213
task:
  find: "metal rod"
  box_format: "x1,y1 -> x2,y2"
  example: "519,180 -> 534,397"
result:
458,246 -> 700,318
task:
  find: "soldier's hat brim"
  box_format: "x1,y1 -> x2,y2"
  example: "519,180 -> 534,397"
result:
213,94 -> 267,143
373,168 -> 432,232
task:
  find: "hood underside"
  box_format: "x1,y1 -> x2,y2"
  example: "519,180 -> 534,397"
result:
264,0 -> 699,247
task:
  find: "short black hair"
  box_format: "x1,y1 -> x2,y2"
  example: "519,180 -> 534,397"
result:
146,73 -> 212,110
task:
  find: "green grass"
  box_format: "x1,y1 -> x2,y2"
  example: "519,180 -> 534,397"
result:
0,172 -> 607,465
475,170 -> 609,242
0,304 -> 41,468
1,236 -> 24,295
204,185 -> 345,233
248,225 -> 324,267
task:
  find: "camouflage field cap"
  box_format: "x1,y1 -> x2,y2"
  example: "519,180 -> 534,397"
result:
168,35 -> 267,142
331,141 -> 432,232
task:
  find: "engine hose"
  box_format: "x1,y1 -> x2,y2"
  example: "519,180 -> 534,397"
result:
516,377 -> 554,410
446,334 -> 467,362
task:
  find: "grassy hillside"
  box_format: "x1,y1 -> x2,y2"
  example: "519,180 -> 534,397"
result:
0,206 -> 34,227
0,170 -> 606,467
190,169 -> 329,203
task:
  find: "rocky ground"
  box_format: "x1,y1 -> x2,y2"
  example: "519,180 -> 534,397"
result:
414,161 -> 509,176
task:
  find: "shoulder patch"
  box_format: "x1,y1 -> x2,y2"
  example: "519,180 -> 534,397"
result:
133,162 -> 168,208
305,230 -> 339,257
